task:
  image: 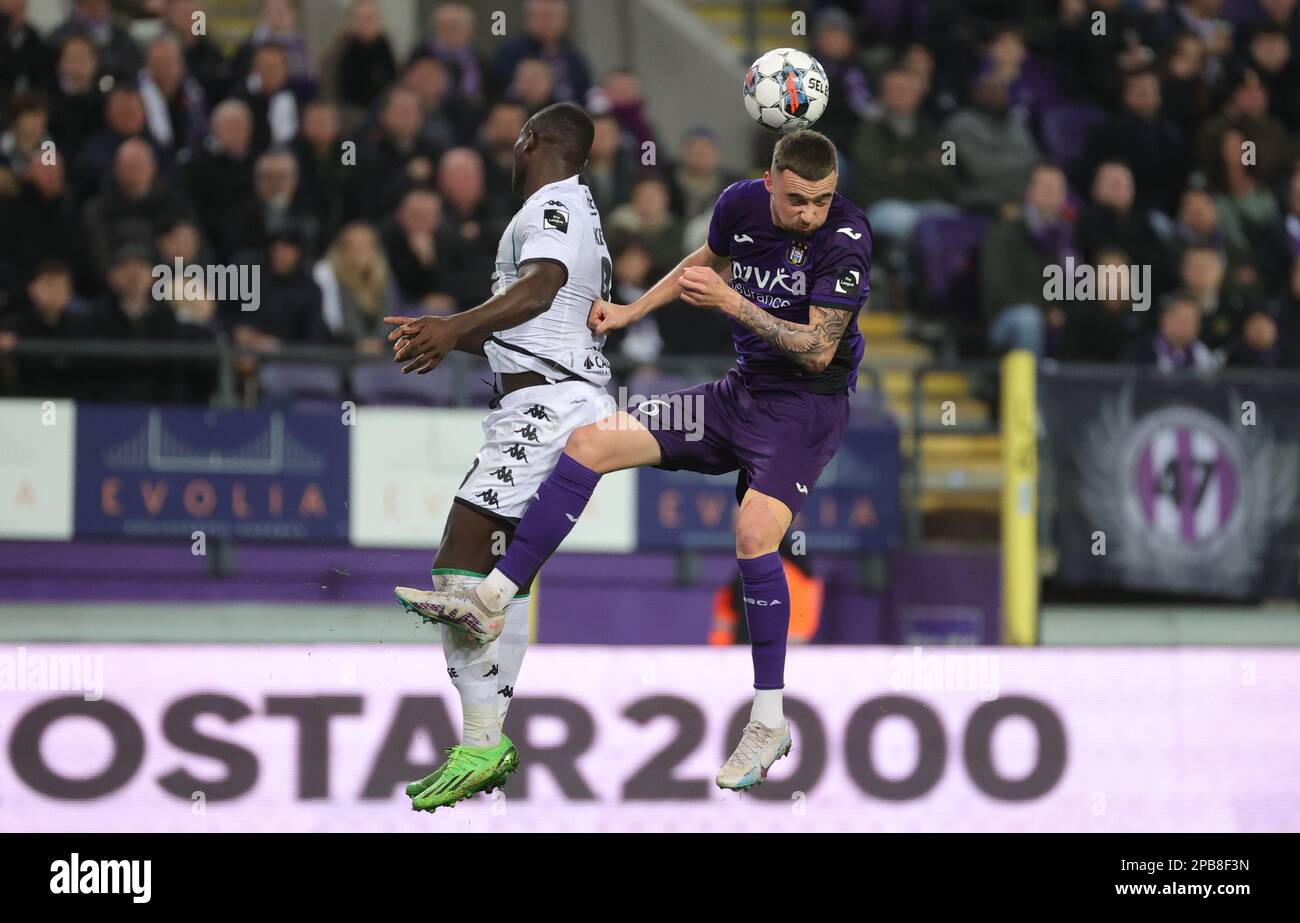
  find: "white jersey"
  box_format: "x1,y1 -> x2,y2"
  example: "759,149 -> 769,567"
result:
485,175 -> 612,386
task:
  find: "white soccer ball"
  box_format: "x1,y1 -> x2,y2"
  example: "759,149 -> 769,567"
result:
742,47 -> 829,133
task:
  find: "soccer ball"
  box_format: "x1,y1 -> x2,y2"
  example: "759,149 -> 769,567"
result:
743,47 -> 830,132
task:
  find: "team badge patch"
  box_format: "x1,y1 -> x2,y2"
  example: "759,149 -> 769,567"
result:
543,208 -> 569,232
788,241 -> 808,266
834,266 -> 862,296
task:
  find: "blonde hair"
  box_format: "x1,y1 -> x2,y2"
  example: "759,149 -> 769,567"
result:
328,222 -> 390,316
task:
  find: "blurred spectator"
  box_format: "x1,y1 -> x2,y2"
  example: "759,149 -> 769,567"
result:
1284,168 -> 1300,259
82,137 -> 186,282
942,67 -> 1041,214
436,147 -> 508,309
588,69 -> 655,155
1238,23 -> 1300,131
584,112 -> 636,214
1075,161 -> 1170,290
853,68 -> 956,244
1195,68 -> 1293,188
493,0 -> 591,104
46,32 -> 103,158
353,86 -> 439,219
983,27 -> 1061,123
0,92 -> 51,179
164,0 -> 230,103
0,158 -> 79,287
1084,68 -> 1188,215
1059,0 -> 1154,106
292,99 -> 348,244
1124,291 -> 1221,372
711,539 -> 822,646
0,261 -> 93,398
1179,243 -> 1239,347
1150,0 -> 1234,80
1059,247 -> 1150,362
72,83 -> 152,200
1208,126 -> 1287,289
810,8 -> 874,156
238,41 -> 299,154
232,0 -> 314,87
48,0 -> 142,81
0,0 -> 55,97
603,241 -> 662,368
506,56 -> 557,114
1170,187 -> 1226,257
216,148 -> 317,260
313,222 -> 399,351
402,54 -> 473,151
138,33 -> 208,160
379,185 -> 454,313
230,226 -> 327,348
182,99 -> 255,254
476,100 -> 526,195
670,128 -> 739,221
979,164 -> 1076,357
325,0 -> 397,116
608,175 -> 683,277
1224,303 -> 1292,367
410,2 -> 486,113
1160,32 -> 1215,135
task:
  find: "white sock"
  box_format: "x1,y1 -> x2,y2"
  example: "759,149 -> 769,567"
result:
751,689 -> 785,729
435,573 -> 501,748
476,567 -> 518,613
495,594 -> 531,730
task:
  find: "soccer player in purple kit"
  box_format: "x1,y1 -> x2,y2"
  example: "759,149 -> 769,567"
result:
400,129 -> 871,791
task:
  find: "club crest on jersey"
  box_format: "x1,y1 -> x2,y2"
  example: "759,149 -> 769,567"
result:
543,208 -> 569,232
787,240 -> 808,266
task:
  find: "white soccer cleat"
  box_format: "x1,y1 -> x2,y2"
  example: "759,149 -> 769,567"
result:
716,720 -> 793,791
394,585 -> 505,645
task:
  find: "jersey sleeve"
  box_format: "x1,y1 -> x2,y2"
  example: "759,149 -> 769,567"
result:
810,214 -> 872,311
514,197 -> 580,281
706,182 -> 741,258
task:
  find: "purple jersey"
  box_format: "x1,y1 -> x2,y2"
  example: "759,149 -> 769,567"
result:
707,179 -> 871,394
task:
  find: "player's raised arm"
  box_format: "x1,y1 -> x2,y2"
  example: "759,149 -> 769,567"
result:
385,260 -> 567,373
589,241 -> 727,336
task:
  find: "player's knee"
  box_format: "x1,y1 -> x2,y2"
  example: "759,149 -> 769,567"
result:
735,517 -> 780,558
563,423 -> 608,471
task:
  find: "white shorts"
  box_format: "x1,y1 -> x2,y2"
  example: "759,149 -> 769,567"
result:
455,380 -> 617,521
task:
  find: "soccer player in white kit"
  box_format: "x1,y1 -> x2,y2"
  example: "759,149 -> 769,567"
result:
383,103 -> 615,812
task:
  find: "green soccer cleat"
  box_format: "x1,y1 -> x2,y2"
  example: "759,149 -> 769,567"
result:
409,735 -> 519,812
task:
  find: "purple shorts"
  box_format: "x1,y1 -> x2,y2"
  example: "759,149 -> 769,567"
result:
629,368 -> 850,516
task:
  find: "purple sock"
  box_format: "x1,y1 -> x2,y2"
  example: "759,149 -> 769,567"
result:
496,453 -> 601,587
738,552 -> 791,690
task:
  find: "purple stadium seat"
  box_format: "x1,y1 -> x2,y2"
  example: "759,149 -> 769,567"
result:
1040,102 -> 1108,183
911,212 -> 991,319
258,362 -> 344,402
350,359 -> 458,406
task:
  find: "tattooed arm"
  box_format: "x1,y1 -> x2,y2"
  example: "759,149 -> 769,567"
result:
677,265 -> 853,373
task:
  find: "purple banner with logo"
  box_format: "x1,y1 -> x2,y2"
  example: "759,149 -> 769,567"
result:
74,404 -> 349,542
1040,366 -> 1300,599
636,423 -> 901,552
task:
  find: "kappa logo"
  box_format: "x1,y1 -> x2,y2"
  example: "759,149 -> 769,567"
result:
795,482 -> 809,494
514,424 -> 541,442
505,445 -> 530,462
733,233 -> 754,243
499,685 -> 514,699
543,208 -> 569,232
489,466 -> 515,485
834,267 -> 861,296
744,597 -> 784,606
836,227 -> 863,240
524,404 -> 550,420
474,488 -> 501,508
483,664 -> 499,678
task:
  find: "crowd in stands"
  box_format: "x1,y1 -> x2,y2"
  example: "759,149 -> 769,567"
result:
1,0 -> 1298,406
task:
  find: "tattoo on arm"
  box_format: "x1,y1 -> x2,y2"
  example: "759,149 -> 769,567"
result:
727,302 -> 853,373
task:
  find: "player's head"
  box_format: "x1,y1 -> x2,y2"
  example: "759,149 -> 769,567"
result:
764,129 -> 838,236
512,101 -> 594,196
